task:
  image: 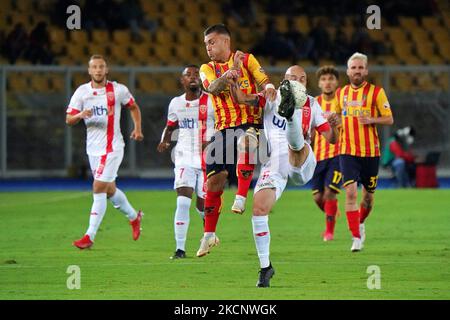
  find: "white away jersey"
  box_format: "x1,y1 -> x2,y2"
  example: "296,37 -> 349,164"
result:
259,92 -> 330,156
66,81 -> 135,156
166,92 -> 215,169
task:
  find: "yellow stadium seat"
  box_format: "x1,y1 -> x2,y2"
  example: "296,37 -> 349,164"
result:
422,16 -> 440,30
375,55 -> 400,65
141,1 -> 160,15
110,73 -> 129,86
416,41 -> 436,61
367,29 -> 385,42
435,73 -> 449,90
427,55 -> 445,64
399,17 -> 419,29
136,74 -> 158,93
154,29 -> 174,44
367,73 -> 383,86
49,28 -> 67,44
274,15 -> 288,33
204,15 -> 224,29
296,59 -> 313,67
8,75 -> 30,93
414,73 -> 435,91
89,44 -> 108,57
48,74 -> 65,92
66,44 -> 86,59
174,45 -> 195,62
402,55 -> 424,65
91,30 -> 110,44
110,46 -> 130,64
160,76 -> 180,94
30,74 -> 51,93
73,73 -> 90,88
131,43 -> 152,62
183,17 -> 204,31
410,28 -> 430,44
393,73 -> 413,92
70,31 -> 88,45
160,1 -> 180,14
294,16 -> 310,34
113,30 -> 131,45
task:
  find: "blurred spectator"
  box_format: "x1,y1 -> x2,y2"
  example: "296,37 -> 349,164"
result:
308,19 -> 331,63
4,23 -> 29,64
382,126 -> 417,187
332,28 -> 351,64
25,22 -> 54,64
284,18 -> 313,60
252,19 -> 296,64
223,0 -> 257,27
118,0 -> 157,41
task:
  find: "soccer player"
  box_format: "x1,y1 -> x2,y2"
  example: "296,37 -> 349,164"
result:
230,65 -> 339,287
196,24 -> 277,257
157,65 -> 215,259
66,55 -> 144,249
335,52 -> 394,252
311,66 -> 342,241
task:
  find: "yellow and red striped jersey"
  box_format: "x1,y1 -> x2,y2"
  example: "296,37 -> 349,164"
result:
199,52 -> 268,130
313,94 -> 340,162
335,81 -> 392,157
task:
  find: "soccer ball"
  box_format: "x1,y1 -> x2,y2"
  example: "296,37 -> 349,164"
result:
289,80 -> 308,108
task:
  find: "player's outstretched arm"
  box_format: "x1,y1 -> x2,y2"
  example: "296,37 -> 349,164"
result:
128,102 -> 144,141
157,125 -> 177,153
65,109 -> 92,126
358,115 -> 394,126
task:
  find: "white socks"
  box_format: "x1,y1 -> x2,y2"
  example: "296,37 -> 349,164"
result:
286,109 -> 305,151
174,196 -> 191,251
252,215 -> 271,268
86,193 -> 107,241
109,188 -> 137,221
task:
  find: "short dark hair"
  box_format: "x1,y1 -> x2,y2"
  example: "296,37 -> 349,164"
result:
182,64 -> 199,75
89,54 -> 107,65
204,24 -> 231,37
316,65 -> 339,80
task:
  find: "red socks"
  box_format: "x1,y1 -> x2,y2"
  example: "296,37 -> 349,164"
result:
346,210 -> 361,238
324,199 -> 338,234
236,152 -> 255,198
204,190 -> 223,232
360,205 -> 372,224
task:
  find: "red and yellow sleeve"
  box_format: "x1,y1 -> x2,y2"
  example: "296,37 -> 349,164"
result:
334,88 -> 342,114
246,54 -> 269,87
375,88 -> 392,117
200,63 -> 216,91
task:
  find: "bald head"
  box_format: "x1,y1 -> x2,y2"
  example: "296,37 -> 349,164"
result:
284,65 -> 307,86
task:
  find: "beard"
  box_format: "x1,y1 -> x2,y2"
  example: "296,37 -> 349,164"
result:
92,75 -> 105,84
351,74 -> 365,86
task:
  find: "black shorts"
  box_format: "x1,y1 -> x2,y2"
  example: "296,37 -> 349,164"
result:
311,156 -> 342,194
339,155 -> 380,193
205,124 -> 261,178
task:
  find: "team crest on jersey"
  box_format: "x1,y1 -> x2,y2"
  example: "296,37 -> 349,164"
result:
384,101 -> 391,109
199,104 -> 207,114
107,91 -> 115,103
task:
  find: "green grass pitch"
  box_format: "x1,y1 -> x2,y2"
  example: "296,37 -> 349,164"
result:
0,189 -> 449,300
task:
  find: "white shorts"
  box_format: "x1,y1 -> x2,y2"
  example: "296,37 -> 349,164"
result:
254,143 -> 316,200
173,166 -> 206,199
88,149 -> 124,183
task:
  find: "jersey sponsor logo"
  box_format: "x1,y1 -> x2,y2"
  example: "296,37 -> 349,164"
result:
199,104 -> 207,114
179,118 -> 197,129
238,79 -> 250,89
272,115 -> 286,130
91,105 -> 108,116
